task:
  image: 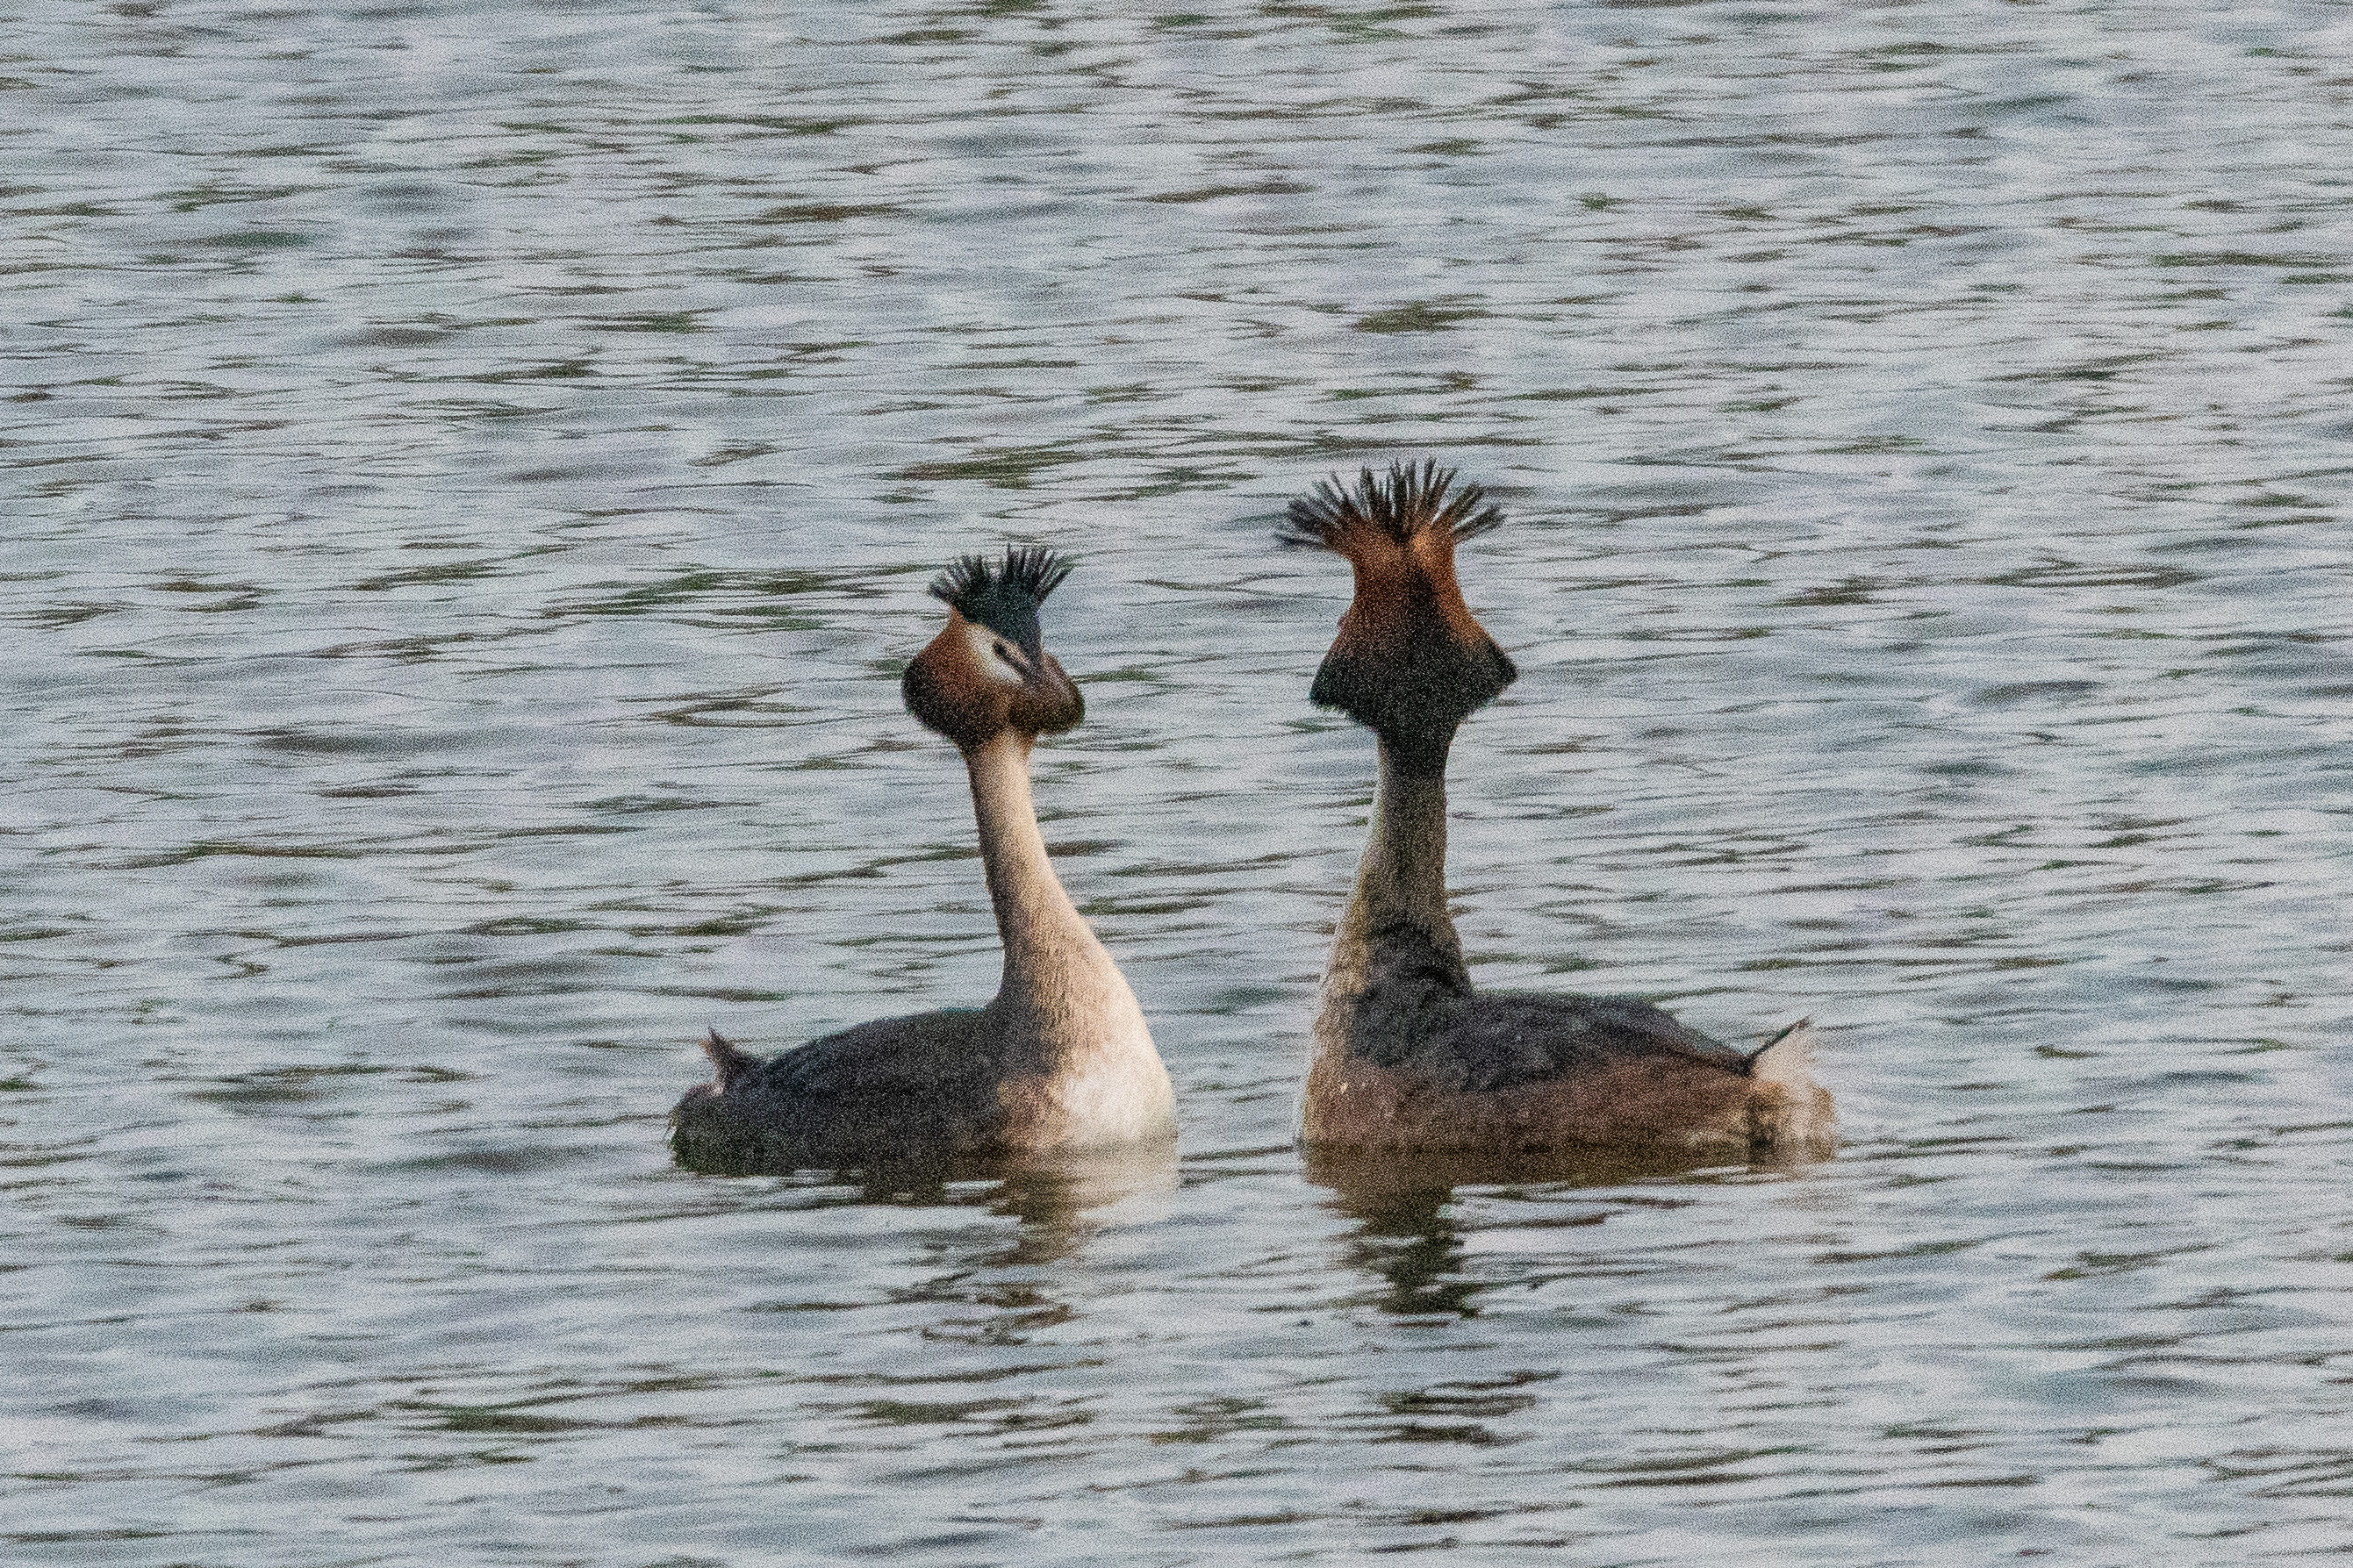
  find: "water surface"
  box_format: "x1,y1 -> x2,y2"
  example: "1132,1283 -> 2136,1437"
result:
6,1 -> 2353,1562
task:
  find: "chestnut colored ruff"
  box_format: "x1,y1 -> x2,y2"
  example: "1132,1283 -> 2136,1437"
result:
1285,462 -> 1833,1161
671,548 -> 1174,1173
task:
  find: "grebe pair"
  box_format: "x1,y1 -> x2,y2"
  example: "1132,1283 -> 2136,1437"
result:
669,464 -> 1833,1173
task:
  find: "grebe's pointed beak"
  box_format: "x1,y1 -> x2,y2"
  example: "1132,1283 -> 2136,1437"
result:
905,546 -> 1087,748
1009,648 -> 1084,738
903,609 -> 1085,748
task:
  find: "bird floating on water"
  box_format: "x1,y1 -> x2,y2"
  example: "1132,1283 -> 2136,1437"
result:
1281,462 -> 1834,1161
671,548 -> 1175,1172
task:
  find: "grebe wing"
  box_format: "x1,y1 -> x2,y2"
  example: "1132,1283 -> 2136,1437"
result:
1413,991 -> 1752,1093
751,1006 -> 994,1104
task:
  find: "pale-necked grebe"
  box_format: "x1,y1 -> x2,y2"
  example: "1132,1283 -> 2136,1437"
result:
671,548 -> 1175,1171
1282,463 -> 1833,1161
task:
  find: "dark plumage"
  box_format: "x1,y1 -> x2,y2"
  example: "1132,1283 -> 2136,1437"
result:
679,1015 -> 1003,1172
929,546 -> 1075,662
1332,915 -> 1756,1094
671,547 -> 1171,1174
1278,459 -> 1505,553
1286,462 -> 1834,1160
1283,462 -> 1517,777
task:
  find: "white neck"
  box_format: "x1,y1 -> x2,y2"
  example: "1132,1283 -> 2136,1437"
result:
965,733 -> 1151,1071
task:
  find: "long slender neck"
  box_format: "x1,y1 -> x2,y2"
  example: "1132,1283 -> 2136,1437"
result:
1312,734 -> 1471,1050
964,732 -> 1145,1074
965,733 -> 1100,980
1339,739 -> 1461,952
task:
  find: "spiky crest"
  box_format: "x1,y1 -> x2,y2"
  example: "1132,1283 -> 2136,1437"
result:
929,546 -> 1076,619
927,545 -> 1077,662
904,546 -> 1086,747
1280,460 -> 1517,776
927,546 -> 1075,657
1279,460 -> 1505,554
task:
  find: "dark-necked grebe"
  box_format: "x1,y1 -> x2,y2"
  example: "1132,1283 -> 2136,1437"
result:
1282,463 -> 1833,1161
671,548 -> 1175,1171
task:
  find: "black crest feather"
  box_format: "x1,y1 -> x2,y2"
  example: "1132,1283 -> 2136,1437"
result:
928,546 -> 1076,612
1278,460 -> 1505,551
926,546 -> 1075,654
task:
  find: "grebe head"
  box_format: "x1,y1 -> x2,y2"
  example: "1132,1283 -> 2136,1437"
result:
1281,461 -> 1519,774
902,546 -> 1086,749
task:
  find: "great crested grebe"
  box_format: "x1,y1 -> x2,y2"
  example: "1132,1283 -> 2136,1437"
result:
671,548 -> 1175,1171
1281,462 -> 1834,1161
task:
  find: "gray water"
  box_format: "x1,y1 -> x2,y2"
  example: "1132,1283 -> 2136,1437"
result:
8,0 -> 2353,1561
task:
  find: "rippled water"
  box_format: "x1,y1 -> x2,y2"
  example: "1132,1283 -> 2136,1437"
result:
8,0 -> 2353,1561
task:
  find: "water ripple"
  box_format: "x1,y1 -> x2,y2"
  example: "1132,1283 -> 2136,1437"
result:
8,0 -> 2353,1561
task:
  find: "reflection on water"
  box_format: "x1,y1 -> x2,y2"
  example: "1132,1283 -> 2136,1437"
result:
1312,1145 -> 1810,1321
10,0 -> 2353,1561
1329,1183 -> 1488,1320
701,1141 -> 1180,1249
1307,1142 -> 1759,1211
1310,1145 -> 1727,1319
